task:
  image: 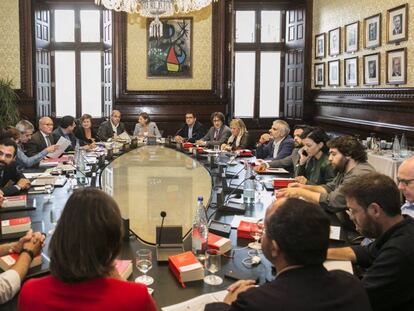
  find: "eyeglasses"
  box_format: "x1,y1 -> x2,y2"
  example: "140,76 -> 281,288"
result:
397,178 -> 414,186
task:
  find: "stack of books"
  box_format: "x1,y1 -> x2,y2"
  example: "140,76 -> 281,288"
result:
168,251 -> 204,288
1,195 -> 27,209
1,217 -> 31,234
207,233 -> 232,254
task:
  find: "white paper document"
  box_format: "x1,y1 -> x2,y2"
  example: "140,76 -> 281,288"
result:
323,260 -> 353,275
162,290 -> 227,311
47,136 -> 71,158
329,226 -> 341,240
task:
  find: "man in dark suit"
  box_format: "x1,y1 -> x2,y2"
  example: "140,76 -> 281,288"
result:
175,112 -> 206,143
196,112 -> 231,148
256,120 -> 294,160
25,117 -> 56,157
0,138 -> 31,196
205,198 -> 371,311
97,110 -> 126,141
52,115 -> 77,151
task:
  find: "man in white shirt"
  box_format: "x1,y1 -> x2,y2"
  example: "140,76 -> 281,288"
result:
97,110 -> 126,141
398,156 -> 414,218
256,120 -> 294,161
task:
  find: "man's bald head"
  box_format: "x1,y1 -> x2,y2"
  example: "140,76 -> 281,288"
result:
39,117 -> 54,135
398,156 -> 414,203
111,110 -> 121,126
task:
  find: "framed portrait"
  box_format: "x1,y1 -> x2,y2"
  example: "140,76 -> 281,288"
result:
314,63 -> 325,87
315,33 -> 325,59
344,57 -> 358,86
147,17 -> 193,78
387,4 -> 408,44
364,13 -> 381,49
345,22 -> 359,53
328,27 -> 341,56
363,53 -> 380,85
328,60 -> 340,86
386,48 -> 407,85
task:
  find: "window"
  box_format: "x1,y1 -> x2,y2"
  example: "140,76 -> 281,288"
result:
34,3 -> 112,118
232,5 -> 284,119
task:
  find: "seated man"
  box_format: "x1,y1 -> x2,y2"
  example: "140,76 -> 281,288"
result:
256,120 -> 294,161
327,172 -> 414,311
175,112 -> 206,143
397,156 -> 414,218
0,139 -> 31,196
97,110 -> 126,141
0,229 -> 45,304
205,198 -> 371,311
196,112 -> 231,148
277,136 -> 375,225
52,115 -> 78,151
25,117 -> 55,157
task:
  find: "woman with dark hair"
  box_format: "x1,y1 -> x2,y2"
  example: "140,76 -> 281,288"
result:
133,112 -> 161,138
19,188 -> 157,311
75,114 -> 100,147
294,128 -> 335,185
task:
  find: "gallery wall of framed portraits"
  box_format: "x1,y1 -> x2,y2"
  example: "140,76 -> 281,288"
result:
311,0 -> 413,89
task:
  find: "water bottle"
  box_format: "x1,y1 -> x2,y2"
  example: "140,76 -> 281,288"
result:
192,196 -> 208,261
400,133 -> 408,157
74,140 -> 80,167
243,163 -> 255,204
392,135 -> 400,159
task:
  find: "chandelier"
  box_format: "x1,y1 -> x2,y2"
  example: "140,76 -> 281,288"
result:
95,0 -> 217,37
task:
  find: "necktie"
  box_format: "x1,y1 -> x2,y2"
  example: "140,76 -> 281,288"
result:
46,135 -> 52,147
214,129 -> 219,141
188,127 -> 193,139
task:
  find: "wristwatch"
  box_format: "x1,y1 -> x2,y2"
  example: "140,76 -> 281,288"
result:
20,248 -> 34,260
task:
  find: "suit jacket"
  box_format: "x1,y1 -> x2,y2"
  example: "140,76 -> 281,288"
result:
75,127 -> 99,146
256,136 -> 294,160
97,120 -> 126,141
52,127 -> 77,151
226,132 -> 250,150
268,146 -> 300,172
25,131 -> 55,157
205,265 -> 371,311
201,125 -> 232,147
133,122 -> 161,138
0,162 -> 25,196
175,121 -> 206,143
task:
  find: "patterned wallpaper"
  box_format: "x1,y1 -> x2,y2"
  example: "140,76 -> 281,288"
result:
0,0 -> 21,89
312,0 -> 414,89
126,6 -> 212,91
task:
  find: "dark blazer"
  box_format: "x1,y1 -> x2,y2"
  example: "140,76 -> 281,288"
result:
52,127 -> 77,151
175,121 -> 206,143
256,136 -> 294,160
201,125 -> 232,147
0,162 -> 25,196
25,131 -> 55,157
268,146 -> 300,172
75,127 -> 99,146
205,265 -> 371,311
227,132 -> 249,150
97,120 -> 126,141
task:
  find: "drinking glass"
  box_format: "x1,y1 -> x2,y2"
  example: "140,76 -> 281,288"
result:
48,206 -> 63,234
135,249 -> 154,286
214,145 -> 220,152
248,221 -> 264,250
44,183 -> 54,201
68,172 -> 77,191
204,249 -> 223,285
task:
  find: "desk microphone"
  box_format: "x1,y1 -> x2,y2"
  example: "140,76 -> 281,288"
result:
158,211 -> 167,246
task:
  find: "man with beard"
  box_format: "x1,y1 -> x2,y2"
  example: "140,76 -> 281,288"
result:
256,125 -> 312,172
327,173 -> 414,311
0,138 -> 31,196
277,136 -> 375,225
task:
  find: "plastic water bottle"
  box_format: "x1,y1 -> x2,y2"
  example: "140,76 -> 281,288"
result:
192,196 -> 208,261
392,135 -> 400,159
400,133 -> 408,157
243,163 -> 255,204
74,140 -> 80,167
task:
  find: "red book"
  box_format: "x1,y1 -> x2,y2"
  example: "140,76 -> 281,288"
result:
2,195 -> 27,208
114,259 -> 132,280
168,251 -> 204,288
182,142 -> 194,149
1,217 -> 31,234
0,252 -> 42,271
273,178 -> 295,189
208,233 -> 232,254
237,221 -> 257,240
237,149 -> 253,157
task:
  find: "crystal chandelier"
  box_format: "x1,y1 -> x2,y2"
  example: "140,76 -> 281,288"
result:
95,0 -> 217,37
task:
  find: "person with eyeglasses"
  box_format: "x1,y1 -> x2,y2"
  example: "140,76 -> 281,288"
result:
196,112 -> 231,148
397,156 -> 414,218
25,117 -> 56,157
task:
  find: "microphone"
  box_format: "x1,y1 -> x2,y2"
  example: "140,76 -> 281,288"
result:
223,174 -> 257,205
158,211 -> 167,246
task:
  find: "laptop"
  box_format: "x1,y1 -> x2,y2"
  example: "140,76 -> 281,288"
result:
155,225 -> 184,262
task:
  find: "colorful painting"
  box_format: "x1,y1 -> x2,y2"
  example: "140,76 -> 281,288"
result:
147,18 -> 192,78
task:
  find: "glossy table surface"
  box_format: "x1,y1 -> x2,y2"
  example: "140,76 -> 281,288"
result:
100,145 -> 213,244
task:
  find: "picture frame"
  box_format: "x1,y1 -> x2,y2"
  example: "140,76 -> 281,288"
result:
363,52 -> 380,86
345,22 -> 359,53
386,48 -> 407,85
328,27 -> 341,56
387,4 -> 408,44
147,17 -> 193,78
364,13 -> 381,49
315,33 -> 325,59
314,63 -> 325,87
344,57 -> 358,86
328,60 -> 340,86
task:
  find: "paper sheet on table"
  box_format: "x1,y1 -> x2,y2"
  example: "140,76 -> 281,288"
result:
23,172 -> 48,179
116,131 -> 131,143
329,226 -> 341,240
162,290 -> 227,311
231,215 -> 262,228
47,136 -> 71,158
323,260 -> 353,274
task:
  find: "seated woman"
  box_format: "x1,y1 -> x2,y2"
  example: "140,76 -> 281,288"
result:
294,127 -> 335,185
221,118 -> 249,151
19,188 -> 157,311
75,114 -> 100,147
133,112 -> 161,138
196,112 -> 231,148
